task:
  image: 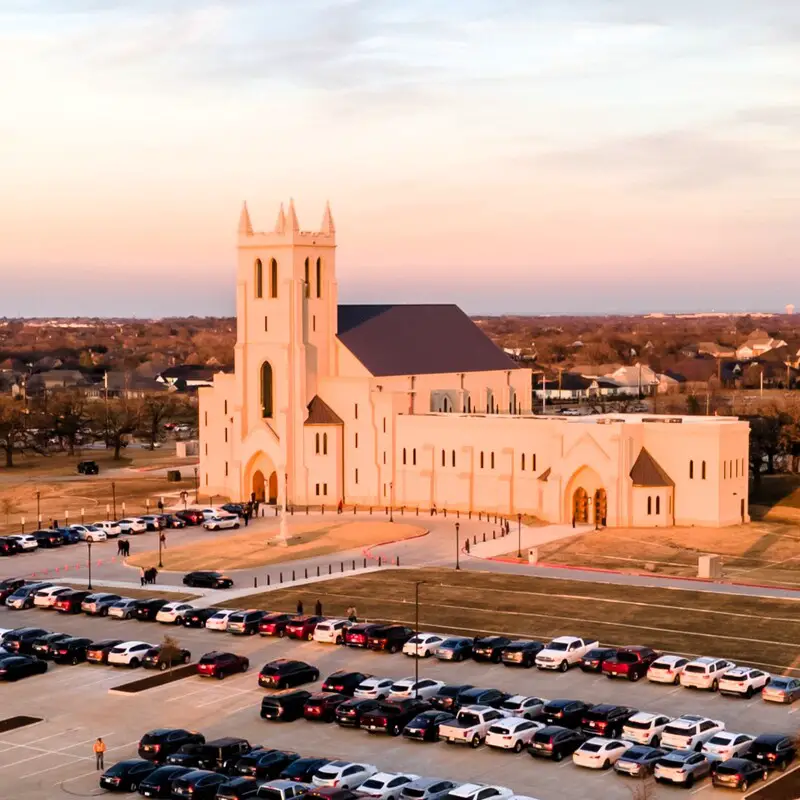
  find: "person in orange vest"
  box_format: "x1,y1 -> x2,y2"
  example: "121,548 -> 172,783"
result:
94,737 -> 106,770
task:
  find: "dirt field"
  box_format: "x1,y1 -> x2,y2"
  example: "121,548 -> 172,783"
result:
0,445 -> 199,534
502,521 -> 800,588
233,567 -> 800,673
126,521 -> 425,571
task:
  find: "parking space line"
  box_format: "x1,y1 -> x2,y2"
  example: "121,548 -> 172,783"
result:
19,759 -> 86,781
56,766 -> 100,786
0,749 -> 87,772
690,784 -> 710,794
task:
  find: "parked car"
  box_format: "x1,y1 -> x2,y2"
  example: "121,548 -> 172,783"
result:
107,599 -> 139,619
541,699 -> 593,729
3,627 -> 50,653
156,602 -> 196,625
718,667 -> 770,698
260,690 -> 312,722
388,678 -> 444,701
141,515 -> 165,531
161,514 -> 187,529
99,759 -> 158,792
429,684 -> 473,712
77,460 -> 99,474
528,726 -> 586,761
33,585 -> 72,608
647,655 -> 690,684
279,757 -> 331,783
712,758 -> 769,792
175,509 -> 205,525
399,778 -> 457,800
93,520 -> 122,537
322,671 -> 372,696
763,676 -> 800,704
621,712 -> 673,747
614,745 -> 666,778
354,677 -> 396,700
235,749 -> 300,780
118,518 -> 148,534
500,640 -> 543,668
203,514 -> 241,531
138,729 -> 206,763
197,651 -> 249,679
142,644 -> 192,670
107,641 -> 155,668
444,786 -> 511,800
57,527 -> 80,543
183,608 -> 224,629
535,636 -> 600,672
136,765 -> 194,798
70,524 -> 107,542
286,616 -> 324,641
183,571 -> 234,589
435,636 -> 473,662
471,636 -> 512,663
403,633 -> 445,658
653,750 -> 712,787
258,659 -> 320,689
32,530 -> 62,548
0,537 -> 21,556
54,590 -> 92,614
227,610 -> 267,635
223,777 -> 272,799
573,737 -> 633,770
314,619 -> 354,645
82,593 -> 123,616
259,613 -> 296,637
580,705 -> 637,739
456,687 -> 510,709
498,695 -> 546,721
171,769 -> 229,798
747,733 -> 797,771
439,705 -> 507,747
6,534 -> 38,552
135,599 -> 169,621
357,772 -> 419,800
175,737 -> 254,774
660,715 -> 725,751
402,710 -> 456,742
602,646 -> 660,682
362,699 -> 431,737
345,623 -> 385,648
0,577 -> 27,602
335,698 -> 382,728
312,762 -> 377,790
31,632 -> 71,659
680,657 -> 736,692
206,609 -> 239,630
86,638 -> 125,664
485,717 -> 544,752
304,693 -> 349,722
367,625 -> 414,653
702,731 -> 755,763
0,653 -> 48,680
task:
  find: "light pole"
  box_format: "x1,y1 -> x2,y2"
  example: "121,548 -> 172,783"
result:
194,467 -> 199,503
517,512 -> 522,558
36,490 -> 41,526
87,540 -> 93,591
389,483 -> 393,522
455,522 -> 460,570
158,531 -> 164,568
414,581 -> 425,698
111,481 -> 117,520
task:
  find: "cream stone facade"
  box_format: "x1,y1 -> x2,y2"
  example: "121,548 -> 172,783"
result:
198,200 -> 750,528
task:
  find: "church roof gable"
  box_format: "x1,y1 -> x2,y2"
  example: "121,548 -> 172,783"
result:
305,395 -> 343,425
630,447 -> 674,487
337,304 -> 519,377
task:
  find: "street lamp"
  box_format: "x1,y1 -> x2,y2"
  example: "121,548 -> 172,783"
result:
517,512 -> 522,558
36,490 -> 41,525
158,531 -> 164,568
194,467 -> 199,503
413,581 -> 425,698
87,540 -> 93,591
389,483 -> 393,522
111,481 -> 117,520
455,522 -> 460,570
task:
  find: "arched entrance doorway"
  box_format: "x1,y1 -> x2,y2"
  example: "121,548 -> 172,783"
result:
251,470 -> 278,504
594,489 -> 607,526
573,487 -> 588,523
268,472 -> 278,504
253,470 -> 266,503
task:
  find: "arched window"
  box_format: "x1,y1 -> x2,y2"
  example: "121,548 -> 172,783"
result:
689,460 -> 694,479
323,433 -> 328,455
656,496 -> 661,514
403,448 -> 407,465
316,257 -> 322,298
255,258 -> 263,298
647,496 -> 652,515
412,448 -> 417,466
260,362 -> 273,418
702,460 -> 707,480
452,450 -> 456,467
270,259 -> 278,298
480,451 -> 484,469
304,258 -> 310,298
315,433 -> 320,454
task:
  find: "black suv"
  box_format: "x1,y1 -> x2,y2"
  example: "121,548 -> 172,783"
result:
361,699 -> 431,736
50,636 -> 93,665
260,690 -> 312,722
500,640 -> 544,668
135,598 -> 169,621
580,704 -> 637,738
183,608 -> 223,628
322,671 -> 371,696
235,749 -> 300,780
367,625 -> 414,653
185,738 -> 254,774
139,729 -> 206,763
472,636 -> 513,663
31,632 -> 71,659
32,530 -> 62,548
580,647 -> 618,673
183,571 -> 234,589
455,687 -> 510,709
0,537 -> 20,556
77,460 -> 99,474
335,698 -> 382,728
529,726 -> 586,761
542,699 -> 594,729
0,577 -> 27,602
171,770 -> 228,798
748,734 -> 797,771
258,659 -> 320,690
4,627 -> 50,654
279,757 -> 331,783
430,684 -> 473,712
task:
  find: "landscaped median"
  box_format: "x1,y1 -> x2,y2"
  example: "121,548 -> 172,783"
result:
229,567 -> 800,675
108,663 -> 196,694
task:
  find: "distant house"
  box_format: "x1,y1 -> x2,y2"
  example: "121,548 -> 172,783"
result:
607,363 -> 660,396
736,330 -> 787,360
86,371 -> 169,400
156,365 -> 222,389
534,372 -> 592,401
26,369 -> 86,393
697,342 -> 736,358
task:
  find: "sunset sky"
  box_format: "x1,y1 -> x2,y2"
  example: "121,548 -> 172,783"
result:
1,0 -> 799,316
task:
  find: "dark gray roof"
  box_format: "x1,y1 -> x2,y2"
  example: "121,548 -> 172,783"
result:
337,304 -> 519,377
630,448 -> 674,487
305,396 -> 343,425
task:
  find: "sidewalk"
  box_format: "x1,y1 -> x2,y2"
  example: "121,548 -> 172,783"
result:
465,523 -> 581,558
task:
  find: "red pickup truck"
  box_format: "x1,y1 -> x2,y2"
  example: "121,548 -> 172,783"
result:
602,646 -> 661,681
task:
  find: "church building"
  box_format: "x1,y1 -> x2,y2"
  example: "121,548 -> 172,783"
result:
198,200 -> 750,528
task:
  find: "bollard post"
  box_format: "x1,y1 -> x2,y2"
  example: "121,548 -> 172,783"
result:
416,507 -> 419,516
354,505 -> 357,515
369,507 -> 372,515
329,564 -> 332,574
267,574 -> 271,586
396,555 -> 400,566
457,509 -> 459,518
493,530 -> 496,539
483,532 -> 486,542
352,559 -> 355,570
444,508 -> 447,518
305,568 -> 308,579
363,558 -> 367,568
81,507 -> 85,523
317,565 -> 320,577
479,511 -> 482,521
340,561 -> 344,572
465,539 -> 470,553
401,506 -> 404,515
469,510 -> 471,519
292,569 -> 296,581
378,556 -> 382,567
275,506 -> 278,516
254,577 -> 258,588
20,517 -> 25,534
473,534 -> 477,544
385,506 -> 388,515
306,505 -> 309,515
322,505 -> 325,515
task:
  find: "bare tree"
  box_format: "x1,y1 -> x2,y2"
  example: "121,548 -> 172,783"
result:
91,399 -> 141,460
0,397 -> 33,467
137,395 -> 179,450
48,390 -> 92,456
159,634 -> 183,671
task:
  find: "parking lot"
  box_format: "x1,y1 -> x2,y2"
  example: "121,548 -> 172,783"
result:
2,603 -> 800,799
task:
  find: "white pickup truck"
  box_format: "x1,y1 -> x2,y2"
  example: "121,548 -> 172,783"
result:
439,705 -> 508,748
535,636 -> 600,672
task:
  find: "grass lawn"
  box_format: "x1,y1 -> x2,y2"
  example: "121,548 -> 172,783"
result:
520,521 -> 800,588
126,521 -> 425,571
752,473 -> 800,511
233,567 -> 800,674
64,583 -> 198,601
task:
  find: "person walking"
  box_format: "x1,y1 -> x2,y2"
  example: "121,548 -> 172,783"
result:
346,606 -> 357,623
337,499 -> 343,515
314,599 -> 322,617
243,507 -> 250,527
140,567 -> 146,587
124,539 -> 130,557
94,737 -> 106,770
117,540 -> 123,556
296,599 -> 304,615
159,531 -> 167,550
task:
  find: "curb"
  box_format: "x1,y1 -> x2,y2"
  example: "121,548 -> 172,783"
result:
362,527 -> 431,562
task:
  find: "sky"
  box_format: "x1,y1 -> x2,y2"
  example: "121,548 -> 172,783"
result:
1,0 -> 799,316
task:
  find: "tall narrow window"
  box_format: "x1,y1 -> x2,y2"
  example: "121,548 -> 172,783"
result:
323,433 -> 328,455
441,450 -> 446,467
702,460 -> 707,480
689,460 -> 694,479
412,448 -> 417,466
354,432 -> 358,448
270,258 -> 278,298
452,450 -> 456,467
491,452 -> 495,469
354,403 -> 358,419
224,427 -> 227,443
255,258 -> 263,298
521,454 -> 526,471
260,362 -> 274,418
304,258 -> 310,298
264,316 -> 268,332
656,496 -> 661,514
480,452 -> 484,469
224,400 -> 228,414
315,433 -> 320,454
316,257 -> 322,298
225,461 -> 228,476
355,469 -> 359,484
323,483 -> 327,496
403,448 -> 407,465
647,496 -> 652,515
533,454 -> 537,471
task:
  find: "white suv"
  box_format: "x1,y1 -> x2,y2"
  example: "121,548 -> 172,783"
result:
6,535 -> 38,551
718,667 -> 770,698
622,712 -> 673,746
107,641 -> 155,667
118,518 -> 147,534
647,655 -> 690,685
403,633 -> 445,658
203,514 -> 240,530
155,602 -> 195,625
680,657 -> 735,691
70,525 -> 107,542
661,715 -> 725,751
314,619 -> 353,645
444,785 -> 512,800
485,718 -> 544,752
93,520 -> 122,537
33,586 -> 71,608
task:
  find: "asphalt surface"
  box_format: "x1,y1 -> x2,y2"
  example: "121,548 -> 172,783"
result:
1,602 -> 799,800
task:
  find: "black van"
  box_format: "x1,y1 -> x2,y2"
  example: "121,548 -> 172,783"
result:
260,690 -> 312,722
193,738 -> 254,774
